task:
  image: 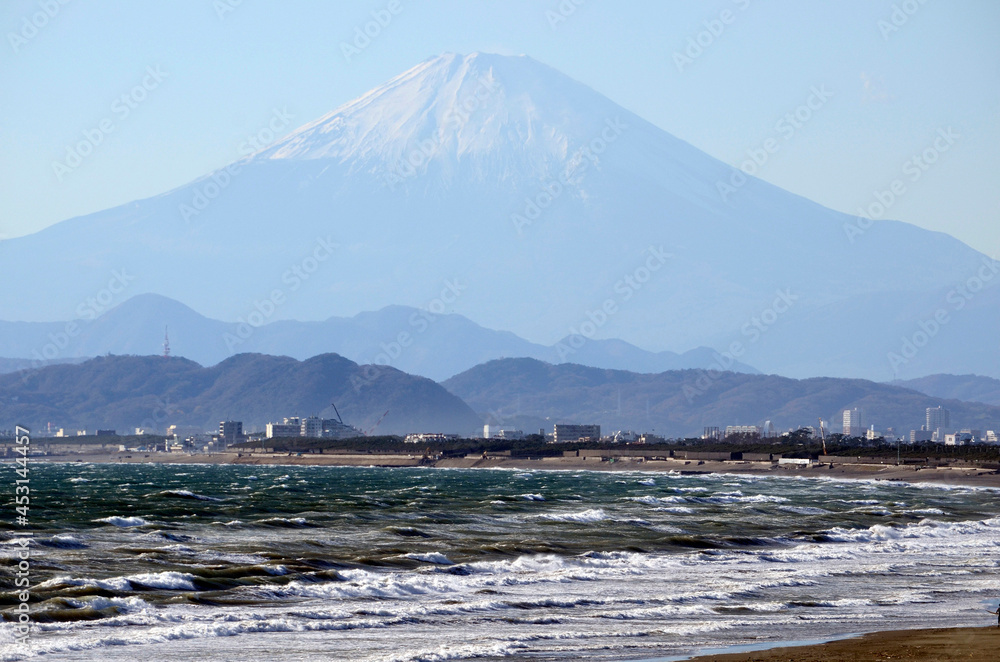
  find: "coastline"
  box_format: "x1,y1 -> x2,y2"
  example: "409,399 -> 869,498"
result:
26,450 -> 1000,488
677,626 -> 1000,661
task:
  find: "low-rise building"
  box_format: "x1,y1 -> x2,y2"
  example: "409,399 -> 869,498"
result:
266,423 -> 300,439
725,425 -> 760,437
553,424 -> 600,443
219,420 -> 244,444
404,433 -> 459,443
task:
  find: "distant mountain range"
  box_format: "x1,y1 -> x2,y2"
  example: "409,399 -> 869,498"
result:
3,353 -> 998,440
0,354 -> 481,436
891,374 -> 1000,407
443,358 -> 1000,438
1,53 -> 997,381
0,293 -> 758,381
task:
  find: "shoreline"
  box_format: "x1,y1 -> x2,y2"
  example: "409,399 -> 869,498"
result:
24,450 -> 1000,488
675,626 -> 1000,661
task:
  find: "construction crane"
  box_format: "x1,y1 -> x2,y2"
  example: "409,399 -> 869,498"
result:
818,417 -> 827,456
330,401 -> 344,425
366,410 -> 389,436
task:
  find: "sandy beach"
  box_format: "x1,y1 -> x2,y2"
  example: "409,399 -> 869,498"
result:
684,626 -> 1000,661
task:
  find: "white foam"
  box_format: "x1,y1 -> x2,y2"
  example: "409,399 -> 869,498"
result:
160,489 -> 222,501
38,570 -> 198,592
403,552 -> 453,565
541,508 -> 608,523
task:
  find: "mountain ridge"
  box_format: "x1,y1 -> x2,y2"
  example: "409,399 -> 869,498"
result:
0,353 -> 481,435
0,293 -> 758,381
443,358 -> 1000,439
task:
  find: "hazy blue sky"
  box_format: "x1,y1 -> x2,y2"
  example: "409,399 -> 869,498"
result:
2,0 -> 998,255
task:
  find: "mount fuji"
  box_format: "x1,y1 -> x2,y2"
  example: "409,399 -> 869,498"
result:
3,53 -> 997,381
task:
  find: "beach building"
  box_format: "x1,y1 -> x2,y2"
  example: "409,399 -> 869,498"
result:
553,424 -> 600,443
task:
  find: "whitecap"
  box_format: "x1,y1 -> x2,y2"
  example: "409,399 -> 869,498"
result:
403,552 -> 454,565
541,508 -> 608,523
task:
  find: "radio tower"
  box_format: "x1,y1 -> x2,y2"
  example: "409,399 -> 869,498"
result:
163,326 -> 171,358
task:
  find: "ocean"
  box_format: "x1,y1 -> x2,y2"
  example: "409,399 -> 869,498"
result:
2,463 -> 999,661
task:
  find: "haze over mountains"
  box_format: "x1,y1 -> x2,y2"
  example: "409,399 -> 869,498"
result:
443,358 -> 1000,439
2,53 -> 997,381
0,293 -> 757,381
4,353 -> 997,440
0,354 -> 480,436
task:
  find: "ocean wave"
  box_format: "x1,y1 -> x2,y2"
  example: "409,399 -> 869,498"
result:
666,493 -> 790,505
255,516 -> 314,528
822,516 -> 1000,545
779,506 -> 832,515
94,516 -> 150,527
158,489 -> 222,501
37,570 -> 198,592
654,506 -> 696,514
626,495 -> 672,506
403,552 -> 454,565
540,508 -> 608,523
25,534 -> 87,550
520,493 -> 546,501
597,603 -> 717,619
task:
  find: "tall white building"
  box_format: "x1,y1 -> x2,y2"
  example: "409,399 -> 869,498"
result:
926,406 -> 950,440
842,408 -> 864,437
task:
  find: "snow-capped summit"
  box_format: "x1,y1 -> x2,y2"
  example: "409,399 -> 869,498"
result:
252,52 -> 710,195
256,53 -> 614,171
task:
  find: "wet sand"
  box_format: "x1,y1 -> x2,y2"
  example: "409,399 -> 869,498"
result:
684,626 -> 1000,661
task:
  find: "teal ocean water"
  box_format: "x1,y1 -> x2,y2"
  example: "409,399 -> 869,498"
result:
2,463 -> 999,661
